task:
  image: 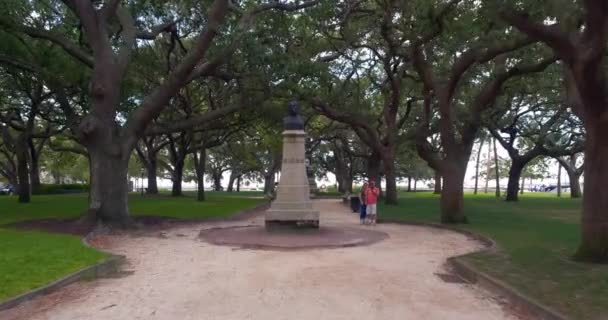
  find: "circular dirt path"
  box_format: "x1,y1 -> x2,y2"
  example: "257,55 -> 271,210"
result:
2,199 -> 518,320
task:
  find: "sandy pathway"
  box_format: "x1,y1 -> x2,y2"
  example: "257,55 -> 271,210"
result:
2,199 -> 518,320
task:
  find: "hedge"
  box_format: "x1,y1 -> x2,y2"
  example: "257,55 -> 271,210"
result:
35,184 -> 89,195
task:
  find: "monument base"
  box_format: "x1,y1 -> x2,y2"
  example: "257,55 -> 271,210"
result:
265,208 -> 320,230
265,220 -> 320,231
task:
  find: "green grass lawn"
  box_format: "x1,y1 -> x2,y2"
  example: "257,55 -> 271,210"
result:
0,192 -> 265,302
0,229 -> 106,301
380,192 -> 606,320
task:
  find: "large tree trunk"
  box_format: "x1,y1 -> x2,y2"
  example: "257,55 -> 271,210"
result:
236,175 -> 241,192
167,134 -> 189,197
193,150 -> 206,202
171,159 -> 184,197
506,159 -> 525,201
263,173 -> 275,195
440,163 -> 467,223
474,138 -> 484,194
407,177 -> 412,192
212,170 -> 222,191
28,142 -> 41,194
136,141 -> 162,195
367,151 -> 382,186
16,144 -> 30,203
335,170 -> 346,194
576,121 -> 608,262
485,143 -> 491,193
87,147 -> 132,226
493,138 -> 500,198
51,170 -> 61,184
197,173 -> 205,200
382,152 -> 398,205
336,172 -> 353,194
145,163 -> 158,195
568,170 -> 582,198
433,172 -> 442,194
557,163 -> 562,198
343,175 -> 353,194
334,149 -> 348,194
227,172 -> 237,192
557,156 -> 583,199
145,157 -> 159,195
29,160 -> 40,193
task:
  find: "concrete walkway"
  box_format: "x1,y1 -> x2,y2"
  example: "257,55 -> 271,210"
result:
2,199 -> 519,320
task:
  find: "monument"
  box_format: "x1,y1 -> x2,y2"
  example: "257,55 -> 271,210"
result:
265,101 -> 320,229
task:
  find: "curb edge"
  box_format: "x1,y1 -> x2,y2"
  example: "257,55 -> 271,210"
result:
378,218 -> 568,320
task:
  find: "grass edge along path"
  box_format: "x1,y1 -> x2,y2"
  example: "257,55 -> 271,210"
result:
379,192 -> 607,320
0,192 -> 265,302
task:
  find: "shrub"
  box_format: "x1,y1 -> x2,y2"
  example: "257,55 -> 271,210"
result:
36,184 -> 89,195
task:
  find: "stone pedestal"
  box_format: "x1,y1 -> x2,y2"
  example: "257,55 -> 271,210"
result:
266,130 -> 320,229
305,140 -> 318,198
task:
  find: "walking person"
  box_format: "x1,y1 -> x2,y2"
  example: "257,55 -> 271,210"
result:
365,180 -> 380,225
359,183 -> 368,224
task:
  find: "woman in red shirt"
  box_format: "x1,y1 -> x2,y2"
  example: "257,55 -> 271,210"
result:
365,181 -> 380,225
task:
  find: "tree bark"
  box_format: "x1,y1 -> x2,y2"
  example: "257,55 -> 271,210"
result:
485,143 -> 491,193
576,122 -> 608,262
334,147 -> 348,194
197,171 -> 205,201
557,163 -> 562,197
171,161 -> 184,196
568,171 -> 582,198
28,142 -> 41,194
167,136 -> 188,197
367,151 -> 382,187
263,173 -> 275,195
557,155 -> 583,199
474,138 -> 484,194
344,175 -> 353,194
236,175 -> 241,192
87,147 -> 132,227
336,173 -> 353,194
433,172 -> 442,194
382,152 -> 398,204
407,176 -> 412,192
506,159 -> 526,201
16,144 -> 30,203
145,158 -> 158,195
520,175 -> 525,194
335,169 -> 346,193
136,138 -> 168,195
440,163 -> 467,223
193,149 -> 206,202
52,170 -> 61,184
493,138 -> 500,198
212,170 -> 222,191
227,171 -> 237,192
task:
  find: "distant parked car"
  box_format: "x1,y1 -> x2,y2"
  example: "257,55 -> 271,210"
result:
0,184 -> 15,195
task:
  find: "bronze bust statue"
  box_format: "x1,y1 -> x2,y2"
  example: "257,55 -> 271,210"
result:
283,100 -> 304,130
